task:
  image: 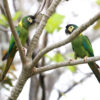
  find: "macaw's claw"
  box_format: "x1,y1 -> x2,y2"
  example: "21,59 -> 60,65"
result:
68,58 -> 73,63
84,56 -> 88,62
69,58 -> 73,61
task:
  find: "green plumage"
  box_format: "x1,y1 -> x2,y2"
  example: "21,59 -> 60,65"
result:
1,15 -> 35,81
65,24 -> 100,83
72,35 -> 94,58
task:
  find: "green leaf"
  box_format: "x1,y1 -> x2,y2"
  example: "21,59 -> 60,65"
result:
12,11 -> 21,21
96,0 -> 100,5
45,53 -> 65,62
0,14 -> 7,22
45,54 -> 53,60
67,52 -> 75,59
66,53 -> 77,72
53,53 -> 65,62
93,20 -> 100,30
0,19 -> 6,26
67,66 -> 77,73
3,77 -> 13,87
0,14 -> 8,26
45,13 -> 65,33
57,27 -> 62,32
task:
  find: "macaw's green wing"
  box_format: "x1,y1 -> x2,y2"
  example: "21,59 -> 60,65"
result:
82,36 -> 94,57
8,27 -> 20,53
2,27 -> 20,60
2,34 -> 15,61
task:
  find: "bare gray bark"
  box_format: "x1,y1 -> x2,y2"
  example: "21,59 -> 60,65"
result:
29,76 -> 40,100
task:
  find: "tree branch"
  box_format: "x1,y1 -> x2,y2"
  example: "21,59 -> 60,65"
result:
31,12 -> 100,67
0,3 -> 6,15
26,0 -> 62,58
33,56 -> 100,74
8,69 -> 29,100
35,0 -> 46,15
58,73 -> 92,99
3,0 -> 26,64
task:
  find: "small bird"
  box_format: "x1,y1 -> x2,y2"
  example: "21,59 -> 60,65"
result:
1,15 -> 35,81
65,24 -> 100,83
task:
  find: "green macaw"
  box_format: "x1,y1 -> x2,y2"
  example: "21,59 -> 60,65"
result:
1,15 -> 35,81
65,24 -> 100,83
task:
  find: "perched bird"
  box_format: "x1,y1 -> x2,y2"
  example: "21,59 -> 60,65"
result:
65,24 -> 100,83
1,15 -> 35,81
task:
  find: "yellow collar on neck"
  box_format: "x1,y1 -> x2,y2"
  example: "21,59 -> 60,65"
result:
18,20 -> 23,27
79,33 -> 82,36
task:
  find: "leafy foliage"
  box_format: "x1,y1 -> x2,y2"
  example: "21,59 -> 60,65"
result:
45,52 -> 65,62
0,62 -> 16,90
0,11 -> 21,27
0,14 -> 8,26
94,20 -> 100,30
96,0 -> 100,5
2,77 -> 13,87
12,11 -> 21,21
45,52 -> 77,72
67,65 -> 77,73
0,50 -> 17,90
45,13 -> 65,33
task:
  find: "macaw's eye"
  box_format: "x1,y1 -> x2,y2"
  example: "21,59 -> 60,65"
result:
27,17 -> 33,23
68,26 -> 74,32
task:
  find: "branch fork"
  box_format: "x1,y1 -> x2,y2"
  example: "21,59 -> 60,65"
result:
3,0 -> 100,99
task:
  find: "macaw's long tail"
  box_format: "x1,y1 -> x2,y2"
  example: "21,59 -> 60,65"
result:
0,48 -> 17,81
2,51 -> 9,61
88,62 -> 100,83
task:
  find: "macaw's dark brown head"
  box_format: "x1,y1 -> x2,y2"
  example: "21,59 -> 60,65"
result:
65,24 -> 78,34
19,15 -> 36,29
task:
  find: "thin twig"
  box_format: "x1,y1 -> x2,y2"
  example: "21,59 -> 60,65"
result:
0,3 -> 6,15
40,74 -> 46,100
35,0 -> 46,16
45,0 -> 52,9
58,73 -> 92,99
12,0 -> 17,12
40,31 -> 48,100
3,0 -> 27,64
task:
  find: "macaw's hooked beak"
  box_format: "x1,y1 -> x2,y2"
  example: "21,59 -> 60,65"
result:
65,26 -> 71,34
65,27 -> 70,34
